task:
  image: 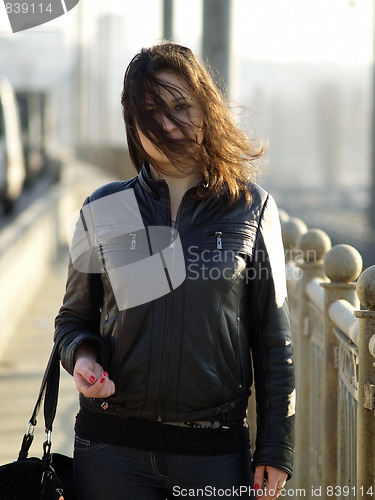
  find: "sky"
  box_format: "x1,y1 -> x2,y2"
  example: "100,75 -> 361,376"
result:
90,0 -> 375,63
0,0 -> 373,64
233,0 -> 373,63
0,1 -> 372,199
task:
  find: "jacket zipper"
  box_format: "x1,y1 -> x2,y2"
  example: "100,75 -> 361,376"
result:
236,314 -> 244,390
156,188 -> 192,422
215,231 -> 222,249
208,229 -> 255,250
99,242 -> 110,322
156,291 -> 171,422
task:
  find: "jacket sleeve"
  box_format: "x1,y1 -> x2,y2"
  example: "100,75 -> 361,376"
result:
249,193 -> 295,478
54,200 -> 105,375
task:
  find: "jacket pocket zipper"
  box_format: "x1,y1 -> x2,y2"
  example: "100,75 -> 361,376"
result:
208,229 -> 255,250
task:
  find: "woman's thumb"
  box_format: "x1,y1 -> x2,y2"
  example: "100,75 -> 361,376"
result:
254,465 -> 265,493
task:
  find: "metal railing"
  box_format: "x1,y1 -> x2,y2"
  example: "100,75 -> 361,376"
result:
280,214 -> 375,499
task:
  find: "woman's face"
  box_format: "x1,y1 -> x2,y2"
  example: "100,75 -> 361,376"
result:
136,70 -> 204,172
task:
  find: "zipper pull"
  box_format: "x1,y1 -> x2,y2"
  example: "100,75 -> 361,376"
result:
130,233 -> 137,250
170,228 -> 176,248
215,231 -> 222,250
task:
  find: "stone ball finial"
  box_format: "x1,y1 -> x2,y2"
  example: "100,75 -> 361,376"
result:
323,244 -> 363,283
281,217 -> 308,249
278,208 -> 290,224
297,228 -> 332,263
356,265 -> 375,310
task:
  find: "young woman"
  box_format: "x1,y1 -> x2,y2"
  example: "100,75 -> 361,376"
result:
55,42 -> 295,500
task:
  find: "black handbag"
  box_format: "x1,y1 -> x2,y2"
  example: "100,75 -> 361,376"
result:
0,343 -> 77,499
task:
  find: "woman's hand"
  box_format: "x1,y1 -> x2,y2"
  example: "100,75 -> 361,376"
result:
73,343 -> 115,398
254,465 -> 287,500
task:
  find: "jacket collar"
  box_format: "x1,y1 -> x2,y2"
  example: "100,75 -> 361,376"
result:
137,163 -> 169,199
138,162 -> 208,199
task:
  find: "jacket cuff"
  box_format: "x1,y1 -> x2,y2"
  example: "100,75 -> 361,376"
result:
252,444 -> 294,480
58,333 -> 103,375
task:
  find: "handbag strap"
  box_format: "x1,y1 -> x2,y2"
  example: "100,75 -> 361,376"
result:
18,342 -> 61,460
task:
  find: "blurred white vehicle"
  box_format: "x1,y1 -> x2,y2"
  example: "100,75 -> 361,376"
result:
0,78 -> 26,213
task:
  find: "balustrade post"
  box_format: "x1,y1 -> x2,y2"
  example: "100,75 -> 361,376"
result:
293,228 -> 331,493
321,245 -> 363,495
281,216 -> 307,263
355,265 -> 375,494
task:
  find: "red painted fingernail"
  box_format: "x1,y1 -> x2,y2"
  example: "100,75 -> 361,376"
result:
89,376 -> 96,383
102,371 -> 108,377
254,484 -> 260,491
100,377 -> 105,384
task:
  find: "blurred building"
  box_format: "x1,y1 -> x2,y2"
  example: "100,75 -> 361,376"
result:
0,29 -> 74,148
235,56 -> 371,198
86,13 -> 131,146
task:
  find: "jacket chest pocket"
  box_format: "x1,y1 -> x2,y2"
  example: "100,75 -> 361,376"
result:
186,223 -> 258,282
96,227 -> 150,270
96,225 -> 185,310
95,225 -> 179,269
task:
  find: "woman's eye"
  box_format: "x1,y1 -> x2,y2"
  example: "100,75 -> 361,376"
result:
175,103 -> 190,112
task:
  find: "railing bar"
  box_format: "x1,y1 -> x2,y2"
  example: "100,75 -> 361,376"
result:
306,277 -> 325,311
369,334 -> 375,360
338,376 -> 359,400
333,327 -> 359,356
309,302 -> 324,347
329,300 -> 359,345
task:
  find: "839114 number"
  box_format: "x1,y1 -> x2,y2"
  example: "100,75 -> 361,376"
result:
325,486 -> 374,497
5,3 -> 53,14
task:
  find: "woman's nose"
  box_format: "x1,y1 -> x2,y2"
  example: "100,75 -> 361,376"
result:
160,114 -> 177,132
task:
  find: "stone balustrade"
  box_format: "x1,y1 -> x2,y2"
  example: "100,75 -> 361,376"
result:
280,210 -> 375,499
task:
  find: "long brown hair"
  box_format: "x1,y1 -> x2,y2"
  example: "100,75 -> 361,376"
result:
121,42 -> 266,203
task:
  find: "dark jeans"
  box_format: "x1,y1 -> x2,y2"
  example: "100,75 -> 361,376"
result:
74,436 -> 255,499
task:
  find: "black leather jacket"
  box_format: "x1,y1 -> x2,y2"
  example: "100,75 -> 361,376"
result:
55,165 -> 295,476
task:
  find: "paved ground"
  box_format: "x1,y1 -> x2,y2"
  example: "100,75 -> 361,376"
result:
0,250 -> 78,464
